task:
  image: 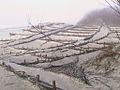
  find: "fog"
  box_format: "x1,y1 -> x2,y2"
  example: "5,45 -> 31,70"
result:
0,0 -> 108,28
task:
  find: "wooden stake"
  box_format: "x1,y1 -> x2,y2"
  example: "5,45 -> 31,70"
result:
104,42 -> 105,48
2,61 -> 5,66
52,81 -> 57,90
24,59 -> 26,64
36,75 -> 40,82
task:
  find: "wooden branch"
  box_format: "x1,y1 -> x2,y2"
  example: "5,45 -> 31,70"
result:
102,49 -> 120,55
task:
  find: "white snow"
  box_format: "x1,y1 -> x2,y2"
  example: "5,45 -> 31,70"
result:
88,25 -> 111,41
6,62 -> 91,90
0,66 -> 40,90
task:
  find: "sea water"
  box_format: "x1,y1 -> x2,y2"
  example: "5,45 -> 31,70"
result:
0,25 -> 28,39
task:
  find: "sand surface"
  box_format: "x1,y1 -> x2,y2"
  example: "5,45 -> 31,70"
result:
0,23 -> 120,90
0,66 -> 40,90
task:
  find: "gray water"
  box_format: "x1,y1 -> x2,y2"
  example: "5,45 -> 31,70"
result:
0,26 -> 28,39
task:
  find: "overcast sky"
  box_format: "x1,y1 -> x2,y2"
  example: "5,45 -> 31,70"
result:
0,0 -> 109,27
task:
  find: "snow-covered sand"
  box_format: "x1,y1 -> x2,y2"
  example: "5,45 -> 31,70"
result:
0,23 -> 120,90
0,66 -> 40,90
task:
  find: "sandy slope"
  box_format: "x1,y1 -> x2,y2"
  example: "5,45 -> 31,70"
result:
0,66 -> 40,90
5,62 -> 97,90
0,23 -> 120,90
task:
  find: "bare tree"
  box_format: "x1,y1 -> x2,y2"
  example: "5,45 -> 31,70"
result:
105,0 -> 120,15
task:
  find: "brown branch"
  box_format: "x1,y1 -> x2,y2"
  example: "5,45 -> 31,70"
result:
102,49 -> 120,55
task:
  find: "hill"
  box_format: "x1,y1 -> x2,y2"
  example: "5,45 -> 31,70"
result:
77,8 -> 120,26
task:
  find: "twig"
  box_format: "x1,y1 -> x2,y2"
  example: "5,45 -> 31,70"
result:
102,49 -> 120,55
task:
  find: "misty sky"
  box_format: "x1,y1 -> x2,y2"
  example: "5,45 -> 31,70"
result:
0,0 -> 109,27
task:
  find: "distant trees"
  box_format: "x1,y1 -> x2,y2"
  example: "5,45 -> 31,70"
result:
77,0 -> 120,26
77,8 -> 120,26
